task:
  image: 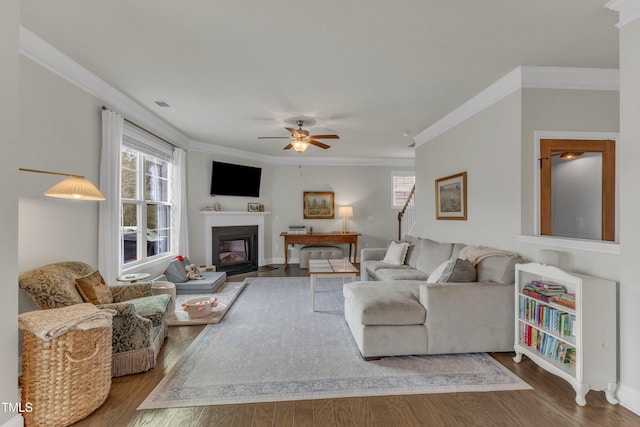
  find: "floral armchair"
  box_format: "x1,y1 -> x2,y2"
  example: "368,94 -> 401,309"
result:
19,261 -> 170,377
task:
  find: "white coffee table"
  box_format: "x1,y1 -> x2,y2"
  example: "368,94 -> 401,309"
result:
308,258 -> 359,311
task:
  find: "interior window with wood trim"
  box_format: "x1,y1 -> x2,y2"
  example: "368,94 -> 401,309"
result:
539,138 -> 615,241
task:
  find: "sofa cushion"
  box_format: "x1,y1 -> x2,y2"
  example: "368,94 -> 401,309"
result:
415,239 -> 454,275
404,235 -> 420,269
374,268 -> 430,281
126,294 -> 170,327
439,258 -> 477,283
75,270 -> 113,305
343,282 -> 425,326
382,241 -> 410,265
476,255 -> 521,285
364,261 -> 413,281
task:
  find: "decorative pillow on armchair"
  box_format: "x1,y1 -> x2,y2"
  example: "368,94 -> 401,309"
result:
75,270 -> 113,305
382,241 -> 410,265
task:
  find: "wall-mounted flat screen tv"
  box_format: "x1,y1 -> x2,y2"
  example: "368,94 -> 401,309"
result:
210,161 -> 261,197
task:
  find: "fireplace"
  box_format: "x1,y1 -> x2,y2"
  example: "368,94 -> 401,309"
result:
201,210 -> 269,272
212,225 -> 258,275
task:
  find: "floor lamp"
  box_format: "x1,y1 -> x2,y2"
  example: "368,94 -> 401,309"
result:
19,168 -> 105,201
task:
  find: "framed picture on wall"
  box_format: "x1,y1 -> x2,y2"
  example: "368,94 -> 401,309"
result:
303,191 -> 335,219
435,172 -> 467,220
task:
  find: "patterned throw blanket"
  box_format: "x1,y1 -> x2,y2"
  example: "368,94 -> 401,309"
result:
18,303 -> 116,341
458,245 -> 519,265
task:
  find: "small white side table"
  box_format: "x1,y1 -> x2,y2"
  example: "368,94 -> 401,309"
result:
151,281 -> 176,318
116,273 -> 151,283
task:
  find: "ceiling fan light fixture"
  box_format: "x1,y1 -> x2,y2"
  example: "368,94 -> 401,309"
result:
292,139 -> 310,152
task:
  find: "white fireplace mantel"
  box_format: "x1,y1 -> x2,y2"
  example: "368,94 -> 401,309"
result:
201,211 -> 270,266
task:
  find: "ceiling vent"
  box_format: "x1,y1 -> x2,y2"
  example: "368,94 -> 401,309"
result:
153,100 -> 178,112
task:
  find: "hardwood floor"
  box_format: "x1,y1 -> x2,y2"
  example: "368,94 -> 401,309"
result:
73,265 -> 639,426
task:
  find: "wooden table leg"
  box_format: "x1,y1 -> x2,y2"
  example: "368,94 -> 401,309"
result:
284,242 -> 289,268
353,241 -> 358,264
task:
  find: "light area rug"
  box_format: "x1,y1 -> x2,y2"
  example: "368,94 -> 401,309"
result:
166,281 -> 246,326
140,277 -> 530,409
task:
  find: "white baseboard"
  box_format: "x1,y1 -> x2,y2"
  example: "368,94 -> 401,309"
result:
1,415 -> 24,427
616,383 -> 640,416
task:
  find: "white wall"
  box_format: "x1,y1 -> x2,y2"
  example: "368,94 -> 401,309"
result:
618,16 -> 640,415
414,91 -> 522,250
18,57 -> 103,272
269,164 -> 405,263
520,88 -> 619,236
519,88 -> 620,278
186,150 -> 274,266
1,1 -> 20,425
186,151 -> 410,266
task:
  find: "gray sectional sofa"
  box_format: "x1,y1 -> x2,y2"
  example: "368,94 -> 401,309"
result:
343,236 -> 522,359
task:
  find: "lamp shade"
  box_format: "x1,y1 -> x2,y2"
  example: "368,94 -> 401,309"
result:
44,176 -> 106,200
338,206 -> 353,218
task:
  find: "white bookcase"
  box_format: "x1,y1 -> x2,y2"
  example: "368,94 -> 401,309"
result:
513,262 -> 617,406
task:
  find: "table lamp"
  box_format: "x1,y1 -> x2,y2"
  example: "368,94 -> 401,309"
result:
338,206 -> 353,233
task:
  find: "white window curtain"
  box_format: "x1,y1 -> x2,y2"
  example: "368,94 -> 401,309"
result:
98,108 -> 124,285
171,147 -> 189,257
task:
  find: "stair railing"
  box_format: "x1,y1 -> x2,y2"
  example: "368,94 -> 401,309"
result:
397,184 -> 416,240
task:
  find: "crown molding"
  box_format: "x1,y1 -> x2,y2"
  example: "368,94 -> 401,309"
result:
190,139 -> 414,167
606,0 -> 640,28
413,66 -> 619,147
19,26 -> 191,148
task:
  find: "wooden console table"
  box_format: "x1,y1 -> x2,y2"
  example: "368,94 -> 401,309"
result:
280,232 -> 361,267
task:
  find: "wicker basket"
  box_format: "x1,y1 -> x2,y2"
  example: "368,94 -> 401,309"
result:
21,327 -> 112,427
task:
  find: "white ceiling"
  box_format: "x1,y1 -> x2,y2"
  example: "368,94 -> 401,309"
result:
20,1 -> 619,160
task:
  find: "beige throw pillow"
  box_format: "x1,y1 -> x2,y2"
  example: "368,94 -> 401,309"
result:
382,241 -> 410,265
75,270 -> 113,305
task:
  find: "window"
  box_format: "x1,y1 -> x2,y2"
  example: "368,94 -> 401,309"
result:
392,171 -> 415,209
120,124 -> 174,266
539,138 -> 615,242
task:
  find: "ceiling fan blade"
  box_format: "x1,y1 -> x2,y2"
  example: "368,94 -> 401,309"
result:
283,143 -> 293,150
257,136 -> 290,139
285,127 -> 300,137
309,134 -> 340,139
309,140 -> 331,149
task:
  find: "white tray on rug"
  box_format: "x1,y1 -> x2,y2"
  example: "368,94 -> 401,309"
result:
167,281 -> 246,326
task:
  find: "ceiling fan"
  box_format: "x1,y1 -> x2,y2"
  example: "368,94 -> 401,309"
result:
258,120 -> 339,152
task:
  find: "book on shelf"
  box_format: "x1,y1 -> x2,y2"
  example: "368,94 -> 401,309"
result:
524,282 -> 566,296
554,293 -> 576,309
519,296 -> 576,336
520,324 -> 576,364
